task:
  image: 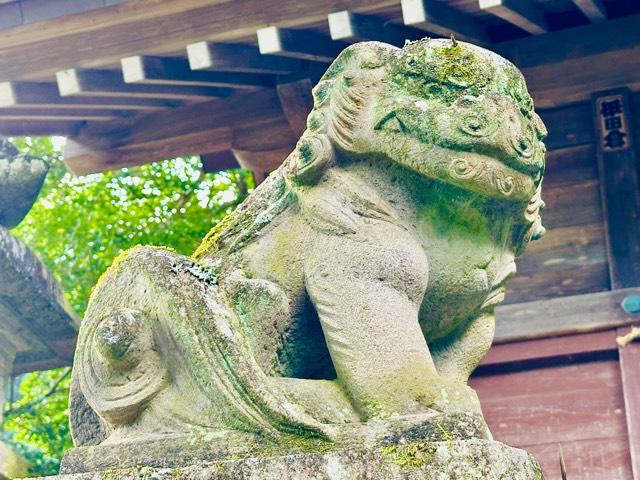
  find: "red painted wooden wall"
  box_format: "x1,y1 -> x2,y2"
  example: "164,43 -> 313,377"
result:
470,329 -> 640,479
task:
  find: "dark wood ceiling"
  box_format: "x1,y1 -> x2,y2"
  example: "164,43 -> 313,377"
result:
0,0 -> 638,174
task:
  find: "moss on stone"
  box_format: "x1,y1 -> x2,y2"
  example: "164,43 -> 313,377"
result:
89,245 -> 177,303
381,441 -> 438,468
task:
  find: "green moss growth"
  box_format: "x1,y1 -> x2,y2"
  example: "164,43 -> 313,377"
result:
381,441 -> 438,468
89,245 -> 177,303
389,39 -> 534,116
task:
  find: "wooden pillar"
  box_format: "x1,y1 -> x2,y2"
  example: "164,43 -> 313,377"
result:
593,88 -> 640,479
618,327 -> 640,479
592,89 -> 640,288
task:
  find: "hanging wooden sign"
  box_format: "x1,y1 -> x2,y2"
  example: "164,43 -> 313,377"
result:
594,92 -> 632,152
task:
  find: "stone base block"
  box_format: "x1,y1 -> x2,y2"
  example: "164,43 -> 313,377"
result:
47,440 -> 543,480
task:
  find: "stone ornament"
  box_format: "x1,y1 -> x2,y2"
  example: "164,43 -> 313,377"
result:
0,140 -> 49,228
67,38 -> 546,478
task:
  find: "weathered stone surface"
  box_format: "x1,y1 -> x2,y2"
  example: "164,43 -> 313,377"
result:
0,140 -> 48,229
0,140 -> 78,372
62,412 -> 486,473
0,441 -> 27,480
0,345 -> 15,424
54,440 -> 542,480
66,37 -> 547,476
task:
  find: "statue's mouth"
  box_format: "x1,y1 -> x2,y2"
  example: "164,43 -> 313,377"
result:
480,288 -> 506,311
480,260 -> 516,310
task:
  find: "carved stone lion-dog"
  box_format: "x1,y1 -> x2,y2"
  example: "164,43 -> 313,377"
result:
70,38 -> 546,452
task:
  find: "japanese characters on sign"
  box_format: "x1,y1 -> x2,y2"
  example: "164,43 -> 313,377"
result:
595,94 -> 631,152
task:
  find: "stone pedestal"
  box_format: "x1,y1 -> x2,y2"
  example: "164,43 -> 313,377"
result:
47,439 -> 542,480
54,414 -> 543,480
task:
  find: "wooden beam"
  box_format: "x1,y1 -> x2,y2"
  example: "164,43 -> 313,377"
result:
572,0 -> 607,23
327,10 -> 423,46
0,108 -> 133,121
186,42 -> 303,74
482,330 -> 617,366
121,55 -> 274,90
232,147 -> 292,174
496,14 -> 640,108
0,0 -> 403,81
478,0 -> 548,35
0,0 -> 635,110
200,150 -> 241,173
257,26 -> 346,63
276,79 -> 314,137
592,89 -> 640,288
493,288 -> 640,343
57,68 -> 232,99
618,326 -> 640,480
63,89 -> 290,174
0,120 -> 81,136
0,81 -> 181,110
400,0 -> 490,45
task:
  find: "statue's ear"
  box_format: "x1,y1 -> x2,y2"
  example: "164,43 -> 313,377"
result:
288,133 -> 335,185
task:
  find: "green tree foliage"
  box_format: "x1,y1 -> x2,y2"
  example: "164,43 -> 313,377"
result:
1,137 -> 254,475
11,137 -> 252,315
1,368 -> 72,476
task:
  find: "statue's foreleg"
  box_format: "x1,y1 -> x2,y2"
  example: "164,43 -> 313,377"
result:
304,234 -> 441,420
428,311 -> 495,436
430,311 -> 495,383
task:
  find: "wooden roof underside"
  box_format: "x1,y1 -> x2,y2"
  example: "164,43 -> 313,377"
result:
0,0 -> 638,174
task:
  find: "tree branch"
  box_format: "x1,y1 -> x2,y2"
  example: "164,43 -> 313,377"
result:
3,368 -> 71,418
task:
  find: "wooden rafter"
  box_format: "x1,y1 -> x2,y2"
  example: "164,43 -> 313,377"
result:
0,108 -> 135,121
478,0 -> 548,35
121,55 -> 274,90
63,89 -> 290,174
276,78 -> 314,138
0,0 -> 401,82
56,68 -> 232,99
186,42 -> 304,74
257,27 -> 346,63
200,151 -> 241,173
0,81 -> 181,110
400,0 -> 490,45
0,120 -> 81,136
572,0 -> 607,23
327,10 -> 423,46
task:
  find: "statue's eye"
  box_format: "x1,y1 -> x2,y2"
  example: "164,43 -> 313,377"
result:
511,135 -> 533,158
460,113 -> 494,137
375,112 -> 406,133
463,115 -> 482,132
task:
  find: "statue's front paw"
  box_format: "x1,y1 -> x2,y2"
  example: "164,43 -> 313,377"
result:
432,378 -> 482,416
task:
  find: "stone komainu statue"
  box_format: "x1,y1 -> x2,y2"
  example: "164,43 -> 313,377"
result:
70,39 -> 546,452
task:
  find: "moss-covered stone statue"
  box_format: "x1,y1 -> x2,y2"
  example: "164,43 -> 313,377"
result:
66,38 -> 546,479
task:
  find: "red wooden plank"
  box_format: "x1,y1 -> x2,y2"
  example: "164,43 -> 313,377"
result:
470,359 -> 627,446
481,330 -> 617,366
618,327 -> 640,480
524,436 -> 633,480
